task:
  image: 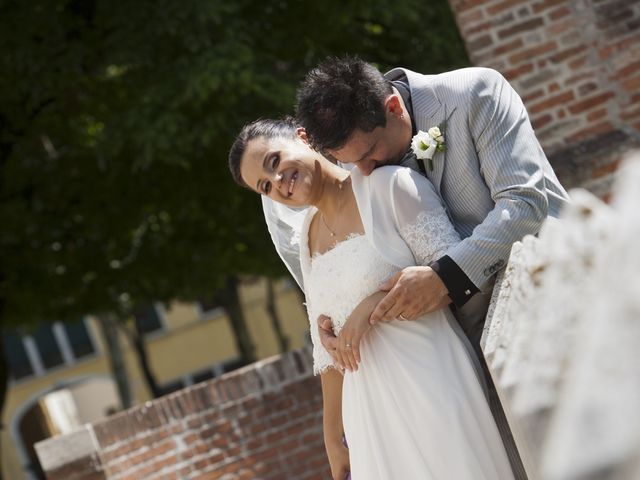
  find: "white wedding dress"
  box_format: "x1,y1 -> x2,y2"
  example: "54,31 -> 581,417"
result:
300,167 -> 514,479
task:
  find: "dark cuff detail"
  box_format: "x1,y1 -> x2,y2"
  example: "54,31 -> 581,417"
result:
430,255 -> 479,307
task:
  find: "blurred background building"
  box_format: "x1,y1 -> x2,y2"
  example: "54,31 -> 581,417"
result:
2,279 -> 307,479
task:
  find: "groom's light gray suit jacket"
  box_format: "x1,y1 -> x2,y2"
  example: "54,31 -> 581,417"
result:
388,67 -> 569,293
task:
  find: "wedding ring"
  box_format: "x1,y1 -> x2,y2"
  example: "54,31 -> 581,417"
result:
345,343 -> 352,348
399,313 -> 409,321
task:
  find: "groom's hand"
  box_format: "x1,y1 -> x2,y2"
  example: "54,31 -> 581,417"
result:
369,266 -> 451,324
318,314 -> 339,361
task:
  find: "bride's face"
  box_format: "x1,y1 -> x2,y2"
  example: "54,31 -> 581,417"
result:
240,135 -> 322,207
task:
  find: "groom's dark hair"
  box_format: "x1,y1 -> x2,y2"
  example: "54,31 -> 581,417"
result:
228,117 -> 298,188
296,56 -> 392,152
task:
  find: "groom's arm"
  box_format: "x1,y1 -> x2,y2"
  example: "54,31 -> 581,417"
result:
371,69 -> 560,322
443,68 -> 554,293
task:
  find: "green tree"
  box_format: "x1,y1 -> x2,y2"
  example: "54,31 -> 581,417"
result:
0,1 -> 468,472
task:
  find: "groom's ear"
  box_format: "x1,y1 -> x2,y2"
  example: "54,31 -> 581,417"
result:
296,127 -> 309,144
385,94 -> 404,118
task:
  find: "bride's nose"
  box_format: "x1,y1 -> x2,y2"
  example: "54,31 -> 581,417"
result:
274,172 -> 284,190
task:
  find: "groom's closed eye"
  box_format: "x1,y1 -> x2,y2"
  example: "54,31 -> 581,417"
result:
356,141 -> 377,164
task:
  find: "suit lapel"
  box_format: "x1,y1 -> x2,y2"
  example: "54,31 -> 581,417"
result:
403,69 -> 447,193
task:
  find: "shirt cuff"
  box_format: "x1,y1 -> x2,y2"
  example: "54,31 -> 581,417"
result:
430,255 -> 479,307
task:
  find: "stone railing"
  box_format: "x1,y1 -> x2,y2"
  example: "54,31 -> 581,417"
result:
483,151 -> 640,480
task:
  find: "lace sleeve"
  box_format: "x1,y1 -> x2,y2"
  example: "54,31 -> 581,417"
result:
304,299 -> 337,375
390,168 -> 461,265
400,210 -> 461,265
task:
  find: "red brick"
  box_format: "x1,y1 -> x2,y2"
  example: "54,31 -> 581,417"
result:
569,55 -> 588,69
529,91 -> 576,114
502,62 -> 535,80
532,114 -> 554,130
509,41 -> 557,64
457,7 -> 485,26
568,92 -> 615,114
487,0 -> 521,15
546,17 -> 576,35
464,19 -> 493,36
549,45 -> 587,63
621,106 -> 640,121
497,17 -> 545,39
591,159 -> 621,179
533,0 -> 567,13
610,60 -> 640,81
492,38 -> 525,56
549,6 -> 571,20
450,0 -> 487,12
586,108 -> 609,122
468,34 -> 493,51
565,72 -> 594,86
523,89 -> 545,103
621,76 -> 640,93
577,81 -> 599,96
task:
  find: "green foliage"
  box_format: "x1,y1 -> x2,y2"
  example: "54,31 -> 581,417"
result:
0,0 -> 468,326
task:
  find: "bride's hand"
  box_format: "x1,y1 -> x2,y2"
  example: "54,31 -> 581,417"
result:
336,297 -> 378,372
326,438 -> 350,480
317,314 -> 340,363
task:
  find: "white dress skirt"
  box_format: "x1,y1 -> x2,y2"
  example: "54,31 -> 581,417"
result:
301,200 -> 515,479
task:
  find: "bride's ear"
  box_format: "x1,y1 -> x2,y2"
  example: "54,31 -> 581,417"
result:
296,127 -> 310,144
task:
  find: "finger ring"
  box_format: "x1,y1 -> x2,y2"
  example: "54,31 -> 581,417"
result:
345,343 -> 352,348
399,313 -> 409,321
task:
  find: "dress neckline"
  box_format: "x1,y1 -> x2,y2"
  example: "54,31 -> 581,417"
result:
299,207 -> 366,275
310,233 -> 365,261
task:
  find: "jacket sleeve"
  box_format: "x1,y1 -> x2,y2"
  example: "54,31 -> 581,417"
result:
445,68 -> 550,289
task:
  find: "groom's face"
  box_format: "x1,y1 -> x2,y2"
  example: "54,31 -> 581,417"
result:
327,94 -> 412,176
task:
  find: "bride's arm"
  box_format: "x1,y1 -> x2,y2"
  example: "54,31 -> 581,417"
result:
333,291 -> 386,372
321,369 -> 350,480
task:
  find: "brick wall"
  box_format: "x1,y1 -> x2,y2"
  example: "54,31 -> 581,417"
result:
449,0 -> 640,198
35,346 -> 330,480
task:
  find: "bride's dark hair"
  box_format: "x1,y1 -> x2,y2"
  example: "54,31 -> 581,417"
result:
228,116 -> 299,188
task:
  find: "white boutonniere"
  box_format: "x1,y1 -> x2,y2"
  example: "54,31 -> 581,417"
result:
411,126 -> 446,172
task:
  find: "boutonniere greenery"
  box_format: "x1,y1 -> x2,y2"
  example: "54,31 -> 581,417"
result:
411,126 -> 445,172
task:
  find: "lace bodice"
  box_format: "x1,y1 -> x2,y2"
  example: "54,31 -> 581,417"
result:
302,207 -> 460,374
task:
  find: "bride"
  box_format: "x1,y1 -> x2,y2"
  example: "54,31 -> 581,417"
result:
228,117 -> 514,480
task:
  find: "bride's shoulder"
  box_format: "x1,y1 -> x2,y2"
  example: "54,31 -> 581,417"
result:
367,166 -> 435,195
353,165 -> 417,188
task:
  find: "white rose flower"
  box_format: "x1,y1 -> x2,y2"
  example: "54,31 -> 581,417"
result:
428,126 -> 441,140
411,130 -> 432,160
424,140 -> 437,159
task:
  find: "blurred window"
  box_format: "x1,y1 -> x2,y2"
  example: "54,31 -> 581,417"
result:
133,305 -> 163,335
3,332 -> 33,380
63,319 -> 95,359
32,324 -> 64,369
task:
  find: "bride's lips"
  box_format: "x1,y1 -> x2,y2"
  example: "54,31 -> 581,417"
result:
287,170 -> 298,197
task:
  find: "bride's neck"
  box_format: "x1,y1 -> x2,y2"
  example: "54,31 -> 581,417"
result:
314,166 -> 352,219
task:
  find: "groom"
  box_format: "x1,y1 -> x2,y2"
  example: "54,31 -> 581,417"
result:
267,56 -> 569,479
296,57 -> 569,339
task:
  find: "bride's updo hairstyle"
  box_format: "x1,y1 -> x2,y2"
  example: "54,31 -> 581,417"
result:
228,117 -> 299,189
